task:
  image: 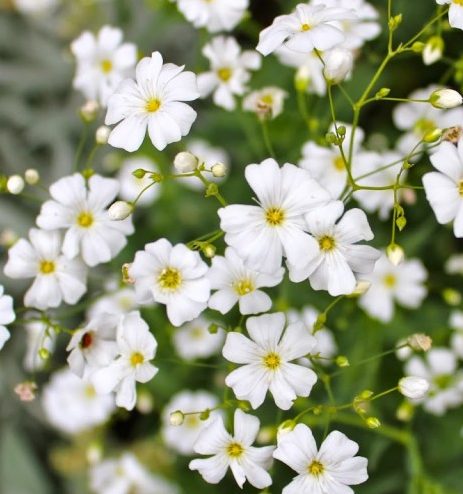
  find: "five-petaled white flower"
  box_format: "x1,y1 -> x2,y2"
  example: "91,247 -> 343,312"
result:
218,158 -> 330,274
288,201 -> 380,296
189,409 -> 274,489
37,173 -> 134,267
128,239 -> 210,327
222,312 -> 318,409
0,285 -> 15,351
92,311 -> 158,410
256,3 -> 356,56
71,25 -> 137,106
4,229 -> 87,310
208,247 -> 284,315
198,36 -> 261,111
105,51 -> 200,151
423,139 -> 463,237
273,424 -> 368,494
174,0 -> 249,33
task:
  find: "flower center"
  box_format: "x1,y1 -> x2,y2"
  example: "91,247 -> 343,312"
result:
458,180 -> 463,196
130,352 -> 144,367
433,373 -> 452,390
158,267 -> 182,291
100,59 -> 113,74
145,98 -> 161,113
77,211 -> 94,228
301,23 -> 311,31
84,384 -> 96,398
227,442 -> 244,458
234,278 -> 255,296
261,94 -> 274,105
318,235 -> 336,252
217,67 -> 232,82
39,260 -> 56,275
308,460 -> 324,476
454,0 -> 463,6
80,331 -> 94,349
263,352 -> 281,370
333,155 -> 345,171
383,273 -> 397,287
190,327 -> 204,339
265,207 -> 285,227
184,415 -> 200,428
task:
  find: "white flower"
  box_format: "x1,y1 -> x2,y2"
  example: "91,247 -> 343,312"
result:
422,139 -> 463,237
189,409 -> 274,489
129,239 -> 210,327
273,424 -> 368,493
445,253 -> 463,274
67,313 -> 120,378
223,312 -> 318,409
299,124 -> 364,198
105,51 -> 199,152
405,348 -> 463,415
423,36 -> 444,65
90,453 -> 178,494
4,229 -> 87,310
256,3 -> 356,56
437,0 -> 463,30
91,311 -> 158,410
208,247 -> 284,315
87,287 -> 139,319
42,368 -> 115,435
243,86 -> 288,120
399,376 -> 430,399
173,316 -> 225,360
117,156 -> 160,207
0,285 -> 15,351
23,321 -> 56,372
174,0 -> 249,33
431,88 -> 463,109
311,0 -> 381,49
288,201 -> 380,296
162,390 -> 219,455
198,36 -> 261,111
219,158 -> 330,274
13,0 -> 58,15
37,173 -> 134,267
71,26 -> 137,106
323,48 -> 353,84
358,253 -> 428,323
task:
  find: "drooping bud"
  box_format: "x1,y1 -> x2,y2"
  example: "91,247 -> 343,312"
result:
422,36 -> 444,66
386,243 -> 404,266
323,48 -> 353,84
108,201 -> 133,221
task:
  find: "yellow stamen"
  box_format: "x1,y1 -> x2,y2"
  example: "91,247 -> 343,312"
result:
158,267 -> 182,291
77,211 -> 94,228
227,442 -> 244,458
333,155 -> 345,171
217,68 -> 232,82
100,59 -> 113,74
234,279 -> 254,296
263,352 -> 281,370
383,273 -> 396,287
39,260 -> 55,275
265,207 -> 285,227
130,352 -> 144,366
308,460 -> 324,476
318,236 -> 336,252
301,23 -> 311,31
458,180 -> 463,196
145,98 -> 161,113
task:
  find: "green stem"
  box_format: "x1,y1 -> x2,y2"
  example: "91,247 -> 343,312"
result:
261,119 -> 276,158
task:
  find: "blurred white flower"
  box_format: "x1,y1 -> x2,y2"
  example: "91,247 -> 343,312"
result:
24,321 -> 56,371
105,51 -> 199,151
87,287 -> 139,319
223,312 -> 318,409
436,0 -> 463,30
4,229 -> 87,310
42,368 -> 115,435
13,0 -> 58,15
174,0 -> 249,33
162,390 -> 219,455
71,26 -> 137,106
189,409 -> 274,489
243,86 -> 288,120
198,36 -> 261,111
0,285 -> 15,351
37,173 -> 134,267
445,253 -> 463,275
273,424 -> 368,493
358,253 -> 428,323
450,310 -> 463,359
208,247 -> 284,315
129,239 -> 210,326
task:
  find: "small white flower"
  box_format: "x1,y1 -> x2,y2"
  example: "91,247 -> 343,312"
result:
91,311 -> 158,410
71,26 -> 137,106
323,48 -> 353,84
422,139 -> 463,237
42,368 -> 115,435
162,390 -> 219,455
174,0 -> 249,33
208,247 -> 284,315
173,316 -> 225,360
273,424 -> 368,493
105,51 -> 199,152
4,229 -> 87,310
0,285 -> 15,351
7,175 -> 25,195
67,313 -> 120,378
445,253 -> 463,275
431,88 -> 463,109
219,158 -> 330,274
256,3 -> 356,56
437,0 -> 463,30
243,86 -> 288,120
288,201 -> 380,296
90,453 -> 179,494
198,36 -> 261,111
23,321 -> 56,371
223,312 -> 318,410
358,253 -> 428,323
399,376 -> 430,399
189,409 -> 274,489
129,239 -> 210,327
405,348 -> 463,415
87,287 -> 139,319
13,0 -> 58,15
117,156 -> 160,206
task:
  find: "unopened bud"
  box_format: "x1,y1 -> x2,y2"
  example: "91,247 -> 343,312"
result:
375,87 -> 391,99
0,229 -> 18,247
396,400 -> 415,422
396,215 -> 407,231
122,263 -> 134,284
80,100 -> 99,122
174,151 -> 198,173
422,36 -> 444,66
388,13 -> 402,31
132,168 -> 147,179
169,410 -> 184,426
411,41 -> 425,53
335,355 -> 350,368
108,201 -> 133,221
295,66 -> 310,92
398,376 -> 430,399
95,125 -> 111,145
38,347 -> 50,360
423,128 -> 442,143
313,313 -> 326,332
211,162 -> 227,178
199,409 -> 211,421
359,390 -> 374,400
407,333 -> 432,352
7,175 -> 25,195
366,417 -> 381,429
24,169 -> 40,185
323,48 -> 353,84
430,88 -> 463,109
208,323 -> 219,334
277,419 -> 296,440
202,244 -> 216,258
136,390 -> 154,414
387,243 -> 404,266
